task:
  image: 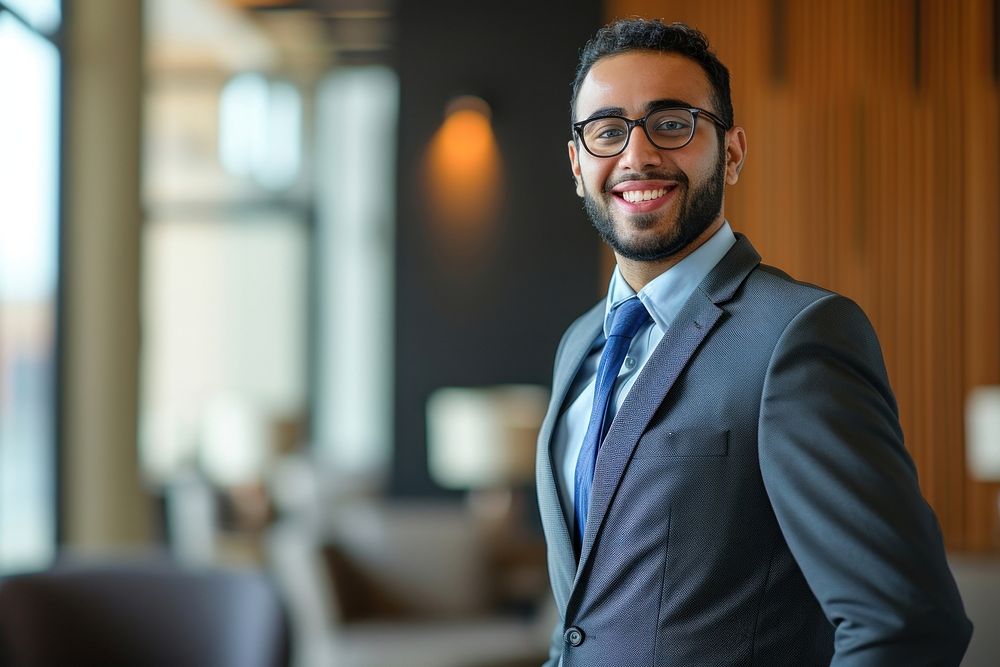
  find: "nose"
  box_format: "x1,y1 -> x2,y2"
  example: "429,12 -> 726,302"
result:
617,123 -> 663,171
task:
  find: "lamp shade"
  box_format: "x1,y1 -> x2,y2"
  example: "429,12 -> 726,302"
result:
427,385 -> 548,490
966,385 -> 1000,481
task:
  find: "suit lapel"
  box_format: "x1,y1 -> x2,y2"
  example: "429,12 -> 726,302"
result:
536,301 -> 604,613
573,234 -> 762,587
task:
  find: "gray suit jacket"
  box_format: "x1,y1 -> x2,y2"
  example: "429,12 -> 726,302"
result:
536,235 -> 972,666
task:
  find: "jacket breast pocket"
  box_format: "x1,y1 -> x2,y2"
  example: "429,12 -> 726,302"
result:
632,426 -> 730,459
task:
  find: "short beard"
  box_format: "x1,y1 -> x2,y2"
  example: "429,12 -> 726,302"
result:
583,144 -> 727,262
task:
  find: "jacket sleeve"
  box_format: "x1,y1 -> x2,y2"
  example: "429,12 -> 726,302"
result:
540,325 -> 573,667
542,617 -> 563,667
758,294 -> 972,666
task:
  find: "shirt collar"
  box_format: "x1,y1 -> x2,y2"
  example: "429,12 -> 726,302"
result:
603,221 -> 737,337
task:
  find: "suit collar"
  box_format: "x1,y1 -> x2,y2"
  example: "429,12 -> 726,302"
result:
699,232 -> 761,305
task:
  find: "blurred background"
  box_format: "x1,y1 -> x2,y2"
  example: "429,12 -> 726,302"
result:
0,0 -> 998,665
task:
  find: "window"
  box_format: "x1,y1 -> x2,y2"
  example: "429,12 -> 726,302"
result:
140,65 -> 309,488
0,1 -> 62,571
314,66 -> 398,473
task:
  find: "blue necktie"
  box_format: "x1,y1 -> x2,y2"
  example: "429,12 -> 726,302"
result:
573,297 -> 651,549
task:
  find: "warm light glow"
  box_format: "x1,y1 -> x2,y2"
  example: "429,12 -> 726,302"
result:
433,110 -> 496,176
424,97 -> 502,248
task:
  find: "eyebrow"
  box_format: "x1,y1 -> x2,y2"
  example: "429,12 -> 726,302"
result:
579,98 -> 699,122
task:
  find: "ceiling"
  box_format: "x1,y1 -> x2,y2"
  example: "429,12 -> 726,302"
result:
146,0 -> 394,77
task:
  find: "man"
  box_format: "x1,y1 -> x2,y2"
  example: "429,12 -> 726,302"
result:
535,18 -> 972,666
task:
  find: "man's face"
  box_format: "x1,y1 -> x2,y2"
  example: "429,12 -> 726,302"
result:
569,51 -> 742,262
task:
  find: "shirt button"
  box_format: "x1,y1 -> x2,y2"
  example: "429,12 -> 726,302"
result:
624,356 -> 636,370
564,626 -> 585,647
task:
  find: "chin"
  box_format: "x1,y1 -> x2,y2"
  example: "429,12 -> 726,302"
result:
584,188 -> 718,263
615,212 -> 675,233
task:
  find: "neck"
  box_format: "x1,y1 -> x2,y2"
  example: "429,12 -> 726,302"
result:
616,218 -> 724,292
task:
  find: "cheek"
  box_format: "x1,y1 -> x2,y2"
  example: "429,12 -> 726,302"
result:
581,159 -> 614,193
679,154 -> 718,186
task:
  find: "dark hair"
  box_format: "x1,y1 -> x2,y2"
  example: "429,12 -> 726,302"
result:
571,19 -> 733,132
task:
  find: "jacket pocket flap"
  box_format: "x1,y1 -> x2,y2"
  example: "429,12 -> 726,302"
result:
635,427 -> 730,458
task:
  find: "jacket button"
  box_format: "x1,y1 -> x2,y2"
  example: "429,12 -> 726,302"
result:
564,626 -> 585,647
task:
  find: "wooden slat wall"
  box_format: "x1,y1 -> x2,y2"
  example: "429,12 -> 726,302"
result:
608,0 -> 1000,551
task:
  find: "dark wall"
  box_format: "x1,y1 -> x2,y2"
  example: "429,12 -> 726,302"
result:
392,1 -> 604,495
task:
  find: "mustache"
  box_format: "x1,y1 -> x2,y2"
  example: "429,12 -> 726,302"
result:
603,170 -> 689,193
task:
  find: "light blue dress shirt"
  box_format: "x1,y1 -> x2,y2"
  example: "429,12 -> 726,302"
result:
552,221 -> 738,531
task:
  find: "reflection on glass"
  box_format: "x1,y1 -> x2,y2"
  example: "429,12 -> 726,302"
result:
0,13 -> 60,570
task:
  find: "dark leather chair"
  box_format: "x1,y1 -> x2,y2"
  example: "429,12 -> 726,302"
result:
0,559 -> 289,667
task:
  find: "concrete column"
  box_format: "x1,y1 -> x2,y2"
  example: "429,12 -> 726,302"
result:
62,0 -> 153,550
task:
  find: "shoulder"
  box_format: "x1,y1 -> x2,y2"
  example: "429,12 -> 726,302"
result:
702,235 -> 850,328
742,262 -> 835,311
564,299 -> 604,336
706,259 -> 887,375
753,266 -> 877,339
552,299 -> 603,360
738,263 -> 876,336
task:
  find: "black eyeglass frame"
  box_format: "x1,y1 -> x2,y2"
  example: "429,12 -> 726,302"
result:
572,106 -> 731,158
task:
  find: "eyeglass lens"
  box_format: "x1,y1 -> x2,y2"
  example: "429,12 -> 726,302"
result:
581,108 -> 695,156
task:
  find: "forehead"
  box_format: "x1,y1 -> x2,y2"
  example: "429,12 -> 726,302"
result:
575,50 -> 714,119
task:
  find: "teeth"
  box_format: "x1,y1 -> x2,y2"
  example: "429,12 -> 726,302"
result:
622,188 -> 667,203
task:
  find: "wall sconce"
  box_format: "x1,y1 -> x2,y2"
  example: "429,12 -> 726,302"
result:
424,95 -> 502,260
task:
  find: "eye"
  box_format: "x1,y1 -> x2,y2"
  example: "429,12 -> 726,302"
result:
648,110 -> 693,138
595,125 -> 625,139
584,118 -> 628,145
655,119 -> 687,132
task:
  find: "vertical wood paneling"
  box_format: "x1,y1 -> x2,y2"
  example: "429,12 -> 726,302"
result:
961,0 -> 1000,549
608,0 -> 1000,551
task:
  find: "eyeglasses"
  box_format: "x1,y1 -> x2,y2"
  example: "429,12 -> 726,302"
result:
572,106 -> 730,158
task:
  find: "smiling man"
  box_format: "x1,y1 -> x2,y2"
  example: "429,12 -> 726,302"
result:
535,18 -> 971,666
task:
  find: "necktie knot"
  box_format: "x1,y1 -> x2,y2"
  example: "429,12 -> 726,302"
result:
608,297 -> 651,339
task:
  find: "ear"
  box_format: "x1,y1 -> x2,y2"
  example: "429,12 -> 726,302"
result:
724,126 -> 747,185
568,140 -> 585,197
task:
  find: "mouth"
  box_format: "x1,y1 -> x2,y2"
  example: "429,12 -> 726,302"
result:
609,180 -> 679,213
620,187 -> 672,203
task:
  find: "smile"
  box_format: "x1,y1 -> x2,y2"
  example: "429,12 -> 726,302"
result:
621,188 -> 670,203
609,180 -> 679,213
